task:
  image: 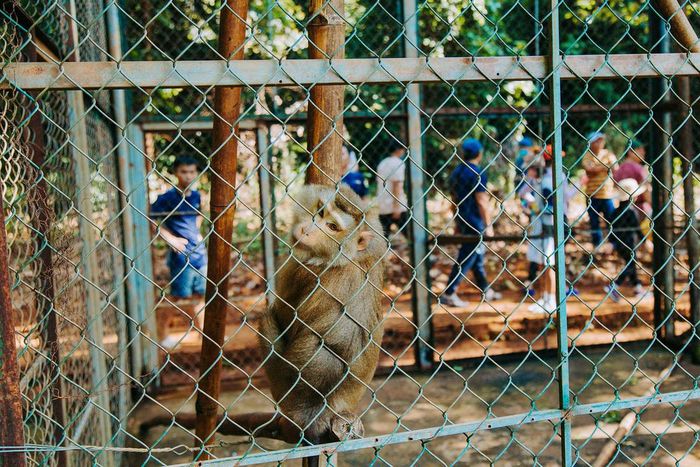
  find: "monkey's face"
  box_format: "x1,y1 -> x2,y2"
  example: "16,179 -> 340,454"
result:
291,187 -> 373,264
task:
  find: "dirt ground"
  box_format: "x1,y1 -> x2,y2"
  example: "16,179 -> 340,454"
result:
127,342 -> 699,466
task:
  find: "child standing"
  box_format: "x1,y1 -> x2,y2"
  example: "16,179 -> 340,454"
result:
518,148 -> 543,298
150,156 -> 207,332
606,178 -> 648,302
526,145 -> 558,313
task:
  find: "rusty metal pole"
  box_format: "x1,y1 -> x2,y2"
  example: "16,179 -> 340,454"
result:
194,0 -> 249,459
305,0 -> 345,186
654,0 -> 700,50
303,3 -> 346,464
0,188 -> 25,466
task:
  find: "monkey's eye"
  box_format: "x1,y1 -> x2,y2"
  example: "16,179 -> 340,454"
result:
327,222 -> 340,232
318,208 -> 325,218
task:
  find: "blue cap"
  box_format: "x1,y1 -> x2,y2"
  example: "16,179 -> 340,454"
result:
588,131 -> 606,143
461,138 -> 483,159
519,137 -> 533,147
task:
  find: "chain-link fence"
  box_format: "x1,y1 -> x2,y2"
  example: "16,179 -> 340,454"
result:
2,0 -> 700,465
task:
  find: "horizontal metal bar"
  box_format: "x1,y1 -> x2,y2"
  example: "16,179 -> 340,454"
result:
5,53 -> 700,90
177,388 -> 700,466
138,102 -> 665,131
139,111 -> 409,131
140,119 -> 257,131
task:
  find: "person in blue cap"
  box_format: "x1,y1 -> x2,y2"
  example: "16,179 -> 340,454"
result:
440,138 -> 502,308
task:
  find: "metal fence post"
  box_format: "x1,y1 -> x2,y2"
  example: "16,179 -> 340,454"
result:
256,124 -> 277,303
195,0 -> 249,457
654,0 -> 700,362
106,1 -> 149,382
125,123 -> 158,381
547,2 -> 572,465
67,2 -> 113,456
650,12 -> 675,340
0,185 -> 26,467
67,91 -> 113,462
678,77 -> 700,362
23,44 -> 68,467
403,0 -> 433,371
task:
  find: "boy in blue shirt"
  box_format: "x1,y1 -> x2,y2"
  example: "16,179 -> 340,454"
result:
150,156 -> 207,331
440,139 -> 501,307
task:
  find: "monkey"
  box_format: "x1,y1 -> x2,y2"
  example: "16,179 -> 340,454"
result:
258,183 -> 387,455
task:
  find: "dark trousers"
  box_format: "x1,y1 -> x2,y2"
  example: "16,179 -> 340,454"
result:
615,247 -> 640,286
445,241 -> 488,295
379,212 -> 409,238
588,198 -> 615,246
527,261 -> 539,283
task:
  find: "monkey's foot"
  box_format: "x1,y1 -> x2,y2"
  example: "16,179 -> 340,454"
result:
330,412 -> 364,440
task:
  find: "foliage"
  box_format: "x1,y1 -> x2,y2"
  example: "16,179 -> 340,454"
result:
123,0 -> 665,191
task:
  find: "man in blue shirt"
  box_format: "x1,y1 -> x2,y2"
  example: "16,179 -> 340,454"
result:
150,156 -> 207,331
441,138 -> 501,307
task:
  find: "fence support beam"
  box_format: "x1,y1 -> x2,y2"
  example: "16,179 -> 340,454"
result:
678,77 -> 700,362
402,0 -> 433,370
548,2 -> 572,465
126,124 -> 159,378
12,54 -> 700,90
650,12 -> 676,340
256,124 -> 277,304
67,90 -> 113,461
654,0 -> 700,363
67,2 -> 113,454
23,44 -> 68,467
305,0 -> 345,185
194,0 -> 249,459
105,0 -> 151,384
0,186 -> 25,467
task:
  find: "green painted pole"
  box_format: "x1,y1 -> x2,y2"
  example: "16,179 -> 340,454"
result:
547,1 -> 572,465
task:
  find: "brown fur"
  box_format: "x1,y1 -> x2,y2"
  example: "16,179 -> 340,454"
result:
258,184 -> 386,443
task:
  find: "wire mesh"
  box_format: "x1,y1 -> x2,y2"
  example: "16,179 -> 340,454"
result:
1,0 -> 699,466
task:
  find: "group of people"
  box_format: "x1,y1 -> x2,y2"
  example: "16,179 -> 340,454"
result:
581,132 -> 651,302
441,132 -> 651,311
151,130 -> 653,331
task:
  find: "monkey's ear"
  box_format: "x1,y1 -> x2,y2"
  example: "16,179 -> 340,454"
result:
357,231 -> 373,251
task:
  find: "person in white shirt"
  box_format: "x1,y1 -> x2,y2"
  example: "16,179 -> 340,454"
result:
375,141 -> 408,238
